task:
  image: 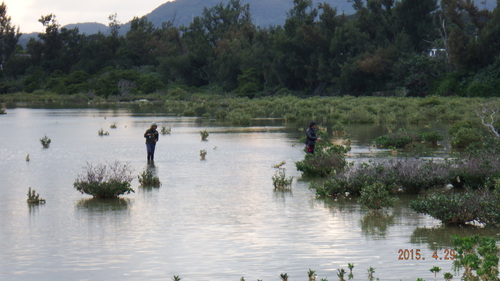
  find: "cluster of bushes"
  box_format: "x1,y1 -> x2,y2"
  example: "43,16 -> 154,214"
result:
303,124 -> 499,226
411,185 -> 500,226
373,129 -> 444,148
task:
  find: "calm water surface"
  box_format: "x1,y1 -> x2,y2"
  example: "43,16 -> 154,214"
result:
0,108 -> 495,281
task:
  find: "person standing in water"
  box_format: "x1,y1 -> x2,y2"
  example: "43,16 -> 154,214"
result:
144,122 -> 159,163
305,121 -> 321,154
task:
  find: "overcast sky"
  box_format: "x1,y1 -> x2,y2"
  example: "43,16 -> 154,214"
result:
4,0 -> 173,33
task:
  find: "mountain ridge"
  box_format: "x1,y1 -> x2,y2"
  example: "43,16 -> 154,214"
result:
18,0 -> 496,46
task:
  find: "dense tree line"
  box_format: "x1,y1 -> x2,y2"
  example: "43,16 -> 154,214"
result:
0,0 -> 499,97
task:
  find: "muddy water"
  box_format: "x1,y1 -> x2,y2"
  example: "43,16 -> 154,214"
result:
0,108 -> 496,281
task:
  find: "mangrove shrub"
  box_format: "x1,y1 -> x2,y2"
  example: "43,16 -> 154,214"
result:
73,161 -> 134,198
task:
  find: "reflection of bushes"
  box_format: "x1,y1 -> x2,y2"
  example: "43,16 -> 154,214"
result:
360,212 -> 395,239
410,226 -> 499,249
76,197 -> 130,212
73,161 -> 134,199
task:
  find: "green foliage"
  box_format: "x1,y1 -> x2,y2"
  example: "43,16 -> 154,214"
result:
98,128 -> 109,136
200,149 -> 207,160
307,269 -> 316,279
359,182 -> 397,210
227,109 -> 252,126
272,168 -> 293,190
449,121 -> 484,148
280,273 -> 289,281
200,130 -> 209,141
373,129 -> 414,148
160,126 -> 171,135
138,169 -> 161,187
429,266 -> 441,279
73,161 -> 135,199
39,134 -> 51,148
443,272 -> 453,281
452,235 -> 499,280
419,131 -> 444,144
295,144 -> 348,177
410,190 -> 500,226
27,187 -> 46,204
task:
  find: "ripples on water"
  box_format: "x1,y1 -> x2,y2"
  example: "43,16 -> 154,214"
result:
0,108 -> 494,281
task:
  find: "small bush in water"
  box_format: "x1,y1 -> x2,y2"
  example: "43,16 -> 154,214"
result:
410,188 -> 500,226
27,187 -> 46,204
200,149 -> 207,160
295,144 -> 348,177
200,130 -> 209,141
73,161 -> 134,198
40,134 -> 51,148
359,182 -> 397,210
272,169 -> 293,190
98,128 -> 109,136
161,126 -> 171,135
372,129 -> 413,148
138,169 -> 161,187
419,131 -> 444,144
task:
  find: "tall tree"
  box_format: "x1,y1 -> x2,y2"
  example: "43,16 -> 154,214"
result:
0,2 -> 21,73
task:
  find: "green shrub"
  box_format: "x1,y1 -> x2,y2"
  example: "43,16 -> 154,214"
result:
161,126 -> 171,135
295,144 -> 348,177
27,187 -> 46,204
98,128 -> 109,136
272,169 -> 293,190
39,134 -> 51,148
419,131 -> 444,144
359,182 -> 397,210
138,169 -> 161,187
452,235 -> 499,280
73,161 -> 134,198
200,149 -> 207,160
410,190 -> 500,226
312,158 -> 451,197
449,121 -> 484,148
227,109 -> 252,126
200,130 -> 209,141
373,129 -> 414,148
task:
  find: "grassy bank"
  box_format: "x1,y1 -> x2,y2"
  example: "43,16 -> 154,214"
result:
2,91 -> 497,128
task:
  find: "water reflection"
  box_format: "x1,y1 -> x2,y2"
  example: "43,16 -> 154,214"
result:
76,198 -> 131,212
360,211 -> 396,239
410,225 -> 500,249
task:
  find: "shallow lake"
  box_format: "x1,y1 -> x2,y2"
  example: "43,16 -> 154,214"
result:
0,107 -> 497,281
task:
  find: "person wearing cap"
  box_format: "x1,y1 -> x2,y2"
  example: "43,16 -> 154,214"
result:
144,122 -> 159,163
305,121 -> 321,154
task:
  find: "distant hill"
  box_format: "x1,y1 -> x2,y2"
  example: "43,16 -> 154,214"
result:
130,0 -> 355,30
18,0 -> 497,43
63,22 -> 109,34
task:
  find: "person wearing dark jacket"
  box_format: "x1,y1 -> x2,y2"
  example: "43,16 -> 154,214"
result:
144,122 -> 159,163
305,121 -> 320,154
